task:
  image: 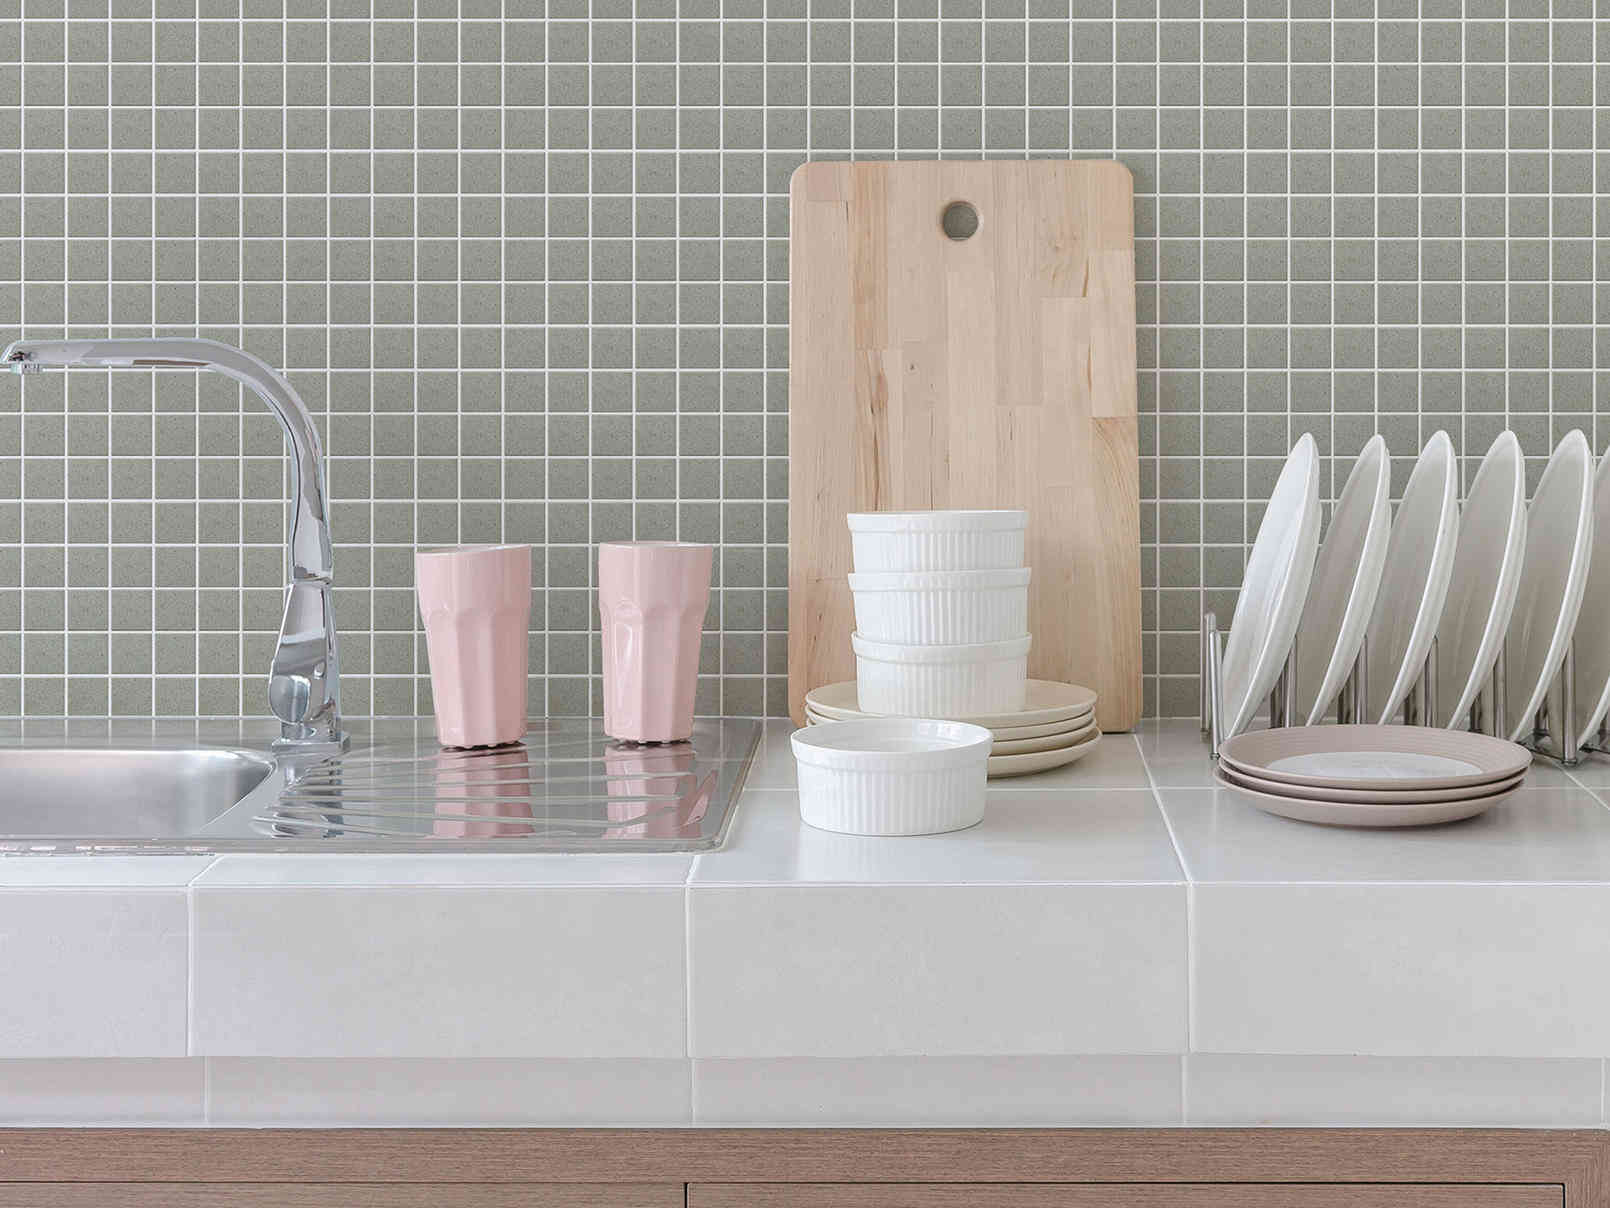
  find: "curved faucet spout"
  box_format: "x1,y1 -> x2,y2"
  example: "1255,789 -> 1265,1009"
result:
3,336 -> 347,752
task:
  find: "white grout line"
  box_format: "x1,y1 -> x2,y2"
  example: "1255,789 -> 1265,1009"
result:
185,862 -> 199,1063
683,875 -> 696,1072
1132,725 -> 1196,1060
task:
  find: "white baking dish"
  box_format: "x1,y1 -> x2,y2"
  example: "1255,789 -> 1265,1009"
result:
847,510 -> 1027,572
791,718 -> 993,835
851,632 -> 1031,717
848,567 -> 1031,644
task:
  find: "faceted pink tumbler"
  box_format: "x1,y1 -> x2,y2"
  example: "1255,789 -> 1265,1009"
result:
415,544 -> 532,749
598,541 -> 713,743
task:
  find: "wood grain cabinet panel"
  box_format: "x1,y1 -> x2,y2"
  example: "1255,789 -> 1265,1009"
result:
0,1185 -> 681,1208
0,1130 -> 1601,1207
689,1185 -> 1563,1208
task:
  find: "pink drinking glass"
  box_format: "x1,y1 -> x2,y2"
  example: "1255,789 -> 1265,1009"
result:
598,541 -> 713,743
415,544 -> 533,749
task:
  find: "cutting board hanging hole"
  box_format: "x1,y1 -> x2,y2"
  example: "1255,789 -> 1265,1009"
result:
941,201 -> 979,241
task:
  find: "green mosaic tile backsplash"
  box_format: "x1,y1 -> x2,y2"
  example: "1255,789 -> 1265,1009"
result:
0,0 -> 1607,720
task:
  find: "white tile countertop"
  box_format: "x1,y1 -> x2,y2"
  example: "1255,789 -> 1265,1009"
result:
5,718 -> 1610,1127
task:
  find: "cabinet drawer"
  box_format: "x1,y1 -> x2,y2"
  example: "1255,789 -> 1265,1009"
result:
0,1186 -> 681,1208
689,1185 -> 1563,1208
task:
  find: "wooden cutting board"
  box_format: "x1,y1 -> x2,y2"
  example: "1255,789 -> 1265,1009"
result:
788,159 -> 1141,731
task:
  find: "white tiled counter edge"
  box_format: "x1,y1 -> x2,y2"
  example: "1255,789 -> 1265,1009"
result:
5,719 -> 1610,1127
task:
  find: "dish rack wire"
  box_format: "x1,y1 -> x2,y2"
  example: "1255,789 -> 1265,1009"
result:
1199,610 -> 1608,766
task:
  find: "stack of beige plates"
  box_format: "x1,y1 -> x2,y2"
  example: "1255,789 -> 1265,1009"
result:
1215,725 -> 1532,827
806,679 -> 1099,778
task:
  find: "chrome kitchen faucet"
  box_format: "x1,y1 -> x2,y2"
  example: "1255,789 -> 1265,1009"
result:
3,337 -> 348,753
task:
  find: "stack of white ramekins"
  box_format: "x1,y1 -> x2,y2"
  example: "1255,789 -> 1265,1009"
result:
846,510 -> 1031,717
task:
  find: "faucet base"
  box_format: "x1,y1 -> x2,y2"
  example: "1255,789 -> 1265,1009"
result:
273,729 -> 351,758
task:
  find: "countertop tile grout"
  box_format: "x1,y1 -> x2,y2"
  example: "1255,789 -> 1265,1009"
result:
1135,733 -> 1199,1056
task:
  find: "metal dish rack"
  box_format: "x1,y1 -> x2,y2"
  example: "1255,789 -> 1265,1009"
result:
1199,610 -> 1608,766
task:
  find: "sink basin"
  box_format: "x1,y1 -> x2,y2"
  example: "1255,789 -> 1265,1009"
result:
0,747 -> 275,839
0,719 -> 760,854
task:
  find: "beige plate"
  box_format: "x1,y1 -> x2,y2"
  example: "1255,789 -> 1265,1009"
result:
987,712 -> 1094,739
805,705 -> 1093,740
1219,724 -> 1531,792
806,680 -> 1099,729
990,718 -> 1099,755
989,731 -> 1101,778
1213,769 -> 1518,828
1218,761 -> 1526,805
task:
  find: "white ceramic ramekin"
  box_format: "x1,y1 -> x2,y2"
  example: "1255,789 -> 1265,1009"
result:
851,632 -> 1031,717
848,567 -> 1031,644
791,718 -> 993,835
847,510 -> 1027,572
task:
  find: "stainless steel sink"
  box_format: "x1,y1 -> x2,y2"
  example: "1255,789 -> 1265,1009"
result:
0,747 -> 274,839
0,718 -> 759,854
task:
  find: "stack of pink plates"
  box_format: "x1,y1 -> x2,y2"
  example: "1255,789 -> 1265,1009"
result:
1215,725 -> 1532,827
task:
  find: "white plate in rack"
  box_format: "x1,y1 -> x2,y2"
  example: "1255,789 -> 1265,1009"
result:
1433,431 -> 1527,728
1294,434 -> 1391,725
1364,430 -> 1459,724
1218,435 -> 1322,739
1503,430 -> 1595,743
1566,443 -> 1610,749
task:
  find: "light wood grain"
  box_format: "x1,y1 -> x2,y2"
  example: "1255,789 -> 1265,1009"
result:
0,1130 -> 1602,1206
788,159 -> 1143,730
0,1185 -> 680,1208
689,1186 -> 1562,1208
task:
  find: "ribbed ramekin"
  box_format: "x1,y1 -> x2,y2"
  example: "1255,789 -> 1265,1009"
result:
851,632 -> 1030,717
791,718 -> 992,835
847,510 -> 1027,573
848,567 -> 1030,644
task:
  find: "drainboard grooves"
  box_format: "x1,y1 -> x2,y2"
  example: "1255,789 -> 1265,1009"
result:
252,721 -> 752,848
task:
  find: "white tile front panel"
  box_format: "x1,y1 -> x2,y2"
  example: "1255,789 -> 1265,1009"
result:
1194,885 -> 1610,1058
0,1059 -> 203,1124
695,1055 -> 1182,1125
0,890 -> 189,1057
689,884 -> 1187,1057
1186,1054 -> 1602,1126
207,1058 -> 692,1126
191,887 -> 687,1058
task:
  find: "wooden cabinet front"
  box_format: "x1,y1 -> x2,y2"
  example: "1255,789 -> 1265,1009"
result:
0,1186 -> 682,1208
689,1185 -> 1565,1208
0,1129 -> 1601,1207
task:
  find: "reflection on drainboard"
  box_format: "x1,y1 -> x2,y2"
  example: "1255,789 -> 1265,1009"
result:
256,717 -> 761,852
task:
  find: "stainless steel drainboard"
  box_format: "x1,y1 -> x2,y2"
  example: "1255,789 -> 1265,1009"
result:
254,719 -> 761,851
0,718 -> 761,854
